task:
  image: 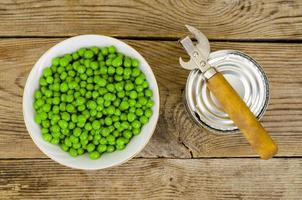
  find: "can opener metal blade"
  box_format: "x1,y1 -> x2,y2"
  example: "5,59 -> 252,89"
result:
179,25 -> 278,159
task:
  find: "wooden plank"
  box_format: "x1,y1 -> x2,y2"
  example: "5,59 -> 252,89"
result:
0,0 -> 302,39
0,39 -> 302,158
0,158 -> 301,199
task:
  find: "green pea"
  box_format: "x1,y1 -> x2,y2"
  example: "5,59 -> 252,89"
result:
42,104 -> 51,112
131,59 -> 139,67
106,145 -> 115,153
72,52 -> 79,60
34,90 -> 42,99
101,128 -> 110,137
120,113 -> 127,121
133,128 -> 141,135
51,138 -> 60,144
112,57 -> 123,67
90,120 -> 100,130
146,100 -> 154,108
51,125 -> 60,133
119,101 -> 129,110
99,65 -> 107,74
97,144 -> 107,153
132,68 -> 141,77
73,142 -> 81,149
52,57 -> 60,66
132,120 -> 141,129
78,65 -> 86,74
87,143 -> 95,152
42,133 -> 52,142
84,59 -> 91,67
127,113 -> 136,122
129,91 -> 138,99
123,57 -> 131,68
81,139 -> 88,147
39,78 -> 47,86
135,76 -> 144,85
106,84 -> 115,92
135,108 -> 143,116
115,75 -> 123,82
68,70 -> 76,77
52,97 -> 60,105
70,135 -> 79,144
87,100 -> 97,110
140,116 -> 148,124
66,104 -> 75,113
84,50 -> 94,59
46,76 -> 54,84
82,110 -> 90,119
115,108 -> 121,116
113,99 -> 121,107
41,127 -> 49,134
125,83 -> 134,91
145,109 -> 153,118
77,148 -> 85,155
97,78 -> 107,87
108,46 -> 116,54
135,102 -> 142,108
106,106 -> 115,115
52,83 -> 60,92
61,112 -> 70,121
61,129 -> 70,136
121,121 -> 129,129
73,127 -> 82,137
115,67 -> 123,75
108,66 -> 115,75
60,144 -> 69,152
65,138 -> 72,147
114,82 -> 123,92
104,117 -> 113,126
104,100 -> 111,107
116,137 -> 125,146
68,122 -> 75,129
40,112 -> 48,120
58,120 -> 68,129
52,105 -> 60,114
101,47 -> 108,55
69,148 -> 78,157
138,97 -> 148,105
123,130 -> 132,139
123,68 -> 131,76
60,83 -> 69,92
142,81 -> 149,88
89,151 -> 100,159
78,48 -> 86,57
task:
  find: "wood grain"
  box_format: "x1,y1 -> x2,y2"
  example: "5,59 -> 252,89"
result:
0,39 -> 302,158
0,0 -> 302,40
0,158 -> 301,199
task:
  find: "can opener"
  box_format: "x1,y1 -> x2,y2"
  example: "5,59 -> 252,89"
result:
179,25 -> 278,159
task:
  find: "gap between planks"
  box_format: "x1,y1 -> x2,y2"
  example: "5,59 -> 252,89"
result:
2,36 -> 302,44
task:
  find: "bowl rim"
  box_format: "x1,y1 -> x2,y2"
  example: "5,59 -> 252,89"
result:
23,34 -> 160,170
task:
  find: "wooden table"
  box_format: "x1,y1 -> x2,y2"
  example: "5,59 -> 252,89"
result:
1,1 -> 302,199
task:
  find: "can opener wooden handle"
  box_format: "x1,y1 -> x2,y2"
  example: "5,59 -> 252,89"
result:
179,25 -> 278,159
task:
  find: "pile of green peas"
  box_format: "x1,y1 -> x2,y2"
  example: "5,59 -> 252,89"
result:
34,46 -> 154,159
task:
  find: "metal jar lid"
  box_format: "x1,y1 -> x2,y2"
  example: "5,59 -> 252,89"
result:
184,50 -> 270,134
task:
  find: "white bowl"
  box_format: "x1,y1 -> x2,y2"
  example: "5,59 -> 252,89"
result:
23,35 -> 160,170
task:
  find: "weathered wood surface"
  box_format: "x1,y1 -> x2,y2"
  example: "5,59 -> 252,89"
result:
0,39 -> 301,158
0,0 -> 302,40
1,158 -> 301,199
0,0 -> 301,199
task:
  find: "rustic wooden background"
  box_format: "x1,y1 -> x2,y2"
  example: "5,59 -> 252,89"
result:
1,0 -> 302,199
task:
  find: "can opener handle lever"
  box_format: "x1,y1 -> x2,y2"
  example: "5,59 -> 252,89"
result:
179,25 -> 278,159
